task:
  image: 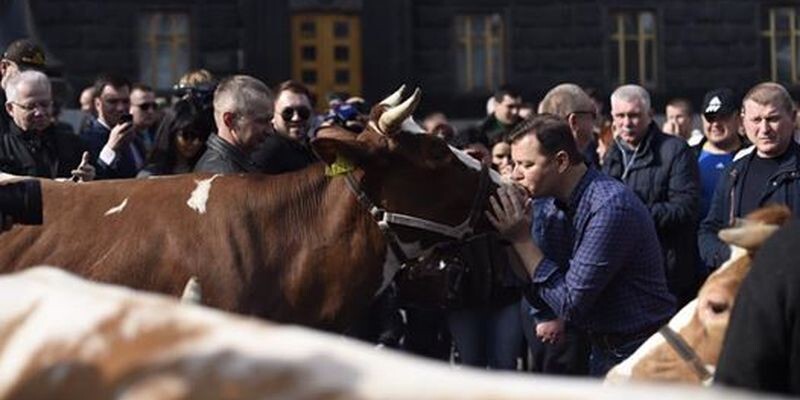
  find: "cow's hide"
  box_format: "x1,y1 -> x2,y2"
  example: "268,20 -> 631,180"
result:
0,267 -> 780,399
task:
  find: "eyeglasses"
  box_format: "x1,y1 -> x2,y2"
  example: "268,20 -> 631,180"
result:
134,102 -> 157,111
10,100 -> 52,112
280,106 -> 311,121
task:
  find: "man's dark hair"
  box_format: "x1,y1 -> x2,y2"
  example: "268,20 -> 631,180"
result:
509,114 -> 583,165
277,80 -> 313,103
493,84 -> 521,103
92,74 -> 131,97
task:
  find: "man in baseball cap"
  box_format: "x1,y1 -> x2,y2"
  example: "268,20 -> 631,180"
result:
1,38 -> 47,135
693,88 -> 745,220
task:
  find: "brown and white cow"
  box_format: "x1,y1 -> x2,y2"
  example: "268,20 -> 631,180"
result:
0,266 -> 780,400
0,86 -> 499,331
605,205 -> 791,384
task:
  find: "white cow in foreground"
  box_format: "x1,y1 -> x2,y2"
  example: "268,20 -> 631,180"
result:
0,267 -> 781,399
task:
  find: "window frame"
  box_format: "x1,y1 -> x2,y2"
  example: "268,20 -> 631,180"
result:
761,6 -> 800,84
454,13 -> 506,94
607,9 -> 659,89
138,9 -> 193,91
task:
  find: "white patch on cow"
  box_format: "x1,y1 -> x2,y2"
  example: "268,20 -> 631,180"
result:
605,299 -> 698,383
104,198 -> 128,216
186,174 -> 221,214
716,244 -> 747,273
449,145 -> 504,185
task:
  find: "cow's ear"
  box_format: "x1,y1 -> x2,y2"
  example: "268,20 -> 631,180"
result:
718,222 -> 780,251
311,137 -> 370,168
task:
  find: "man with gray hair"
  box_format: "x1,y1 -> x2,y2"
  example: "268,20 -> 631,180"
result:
602,84 -> 700,307
699,82 -> 800,271
0,70 -> 94,180
538,83 -> 600,168
194,75 -> 274,173
0,39 -> 47,136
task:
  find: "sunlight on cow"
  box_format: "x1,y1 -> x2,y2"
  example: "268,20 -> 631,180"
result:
0,267 -> 780,400
605,205 -> 791,385
0,85 -> 496,333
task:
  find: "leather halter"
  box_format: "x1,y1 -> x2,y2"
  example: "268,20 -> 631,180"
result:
343,164 -> 492,263
658,326 -> 714,383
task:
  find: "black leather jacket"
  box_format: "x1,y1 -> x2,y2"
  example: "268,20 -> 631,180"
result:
193,134 -> 258,174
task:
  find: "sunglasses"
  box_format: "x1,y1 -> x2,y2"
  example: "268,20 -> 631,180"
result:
135,102 -> 157,111
280,106 -> 311,122
704,113 -> 734,123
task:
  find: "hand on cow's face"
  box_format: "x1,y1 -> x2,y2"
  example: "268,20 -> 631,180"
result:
486,184 -> 532,243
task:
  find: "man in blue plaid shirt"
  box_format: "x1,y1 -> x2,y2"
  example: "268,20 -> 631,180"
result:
487,114 -> 675,376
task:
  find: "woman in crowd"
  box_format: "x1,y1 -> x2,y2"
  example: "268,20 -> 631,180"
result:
137,97 -> 213,177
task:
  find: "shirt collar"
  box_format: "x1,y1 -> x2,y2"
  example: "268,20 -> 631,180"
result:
554,168 -> 597,216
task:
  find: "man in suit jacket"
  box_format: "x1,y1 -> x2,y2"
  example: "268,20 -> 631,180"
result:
80,74 -> 145,179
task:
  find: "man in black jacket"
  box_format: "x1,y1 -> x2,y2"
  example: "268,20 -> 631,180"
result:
603,84 -> 700,307
194,75 -> 274,174
699,82 -> 800,272
1,70 -> 93,180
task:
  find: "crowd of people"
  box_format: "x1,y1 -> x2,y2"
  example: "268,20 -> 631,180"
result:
0,37 -> 797,395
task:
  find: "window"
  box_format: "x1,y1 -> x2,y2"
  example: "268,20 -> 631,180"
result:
455,14 -> 505,92
609,11 -> 657,88
761,7 -> 800,83
139,12 -> 190,90
291,14 -> 362,102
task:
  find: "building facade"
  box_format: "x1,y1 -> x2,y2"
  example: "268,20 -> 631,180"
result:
14,0 -> 800,117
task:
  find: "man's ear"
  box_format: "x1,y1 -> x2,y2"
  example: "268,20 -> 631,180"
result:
567,113 -> 579,131
4,102 -> 12,116
555,150 -> 570,173
311,137 -> 370,167
222,111 -> 236,130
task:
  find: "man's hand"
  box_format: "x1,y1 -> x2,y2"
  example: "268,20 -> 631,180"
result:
70,152 -> 96,182
105,122 -> 134,151
536,318 -> 565,344
486,185 -> 532,243
662,120 -> 679,136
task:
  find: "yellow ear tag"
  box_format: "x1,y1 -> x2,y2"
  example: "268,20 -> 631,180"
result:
325,155 -> 355,177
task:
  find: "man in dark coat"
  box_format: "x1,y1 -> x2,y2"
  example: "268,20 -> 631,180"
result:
194,75 -> 274,174
477,85 -> 523,146
250,80 -> 316,174
1,70 -> 93,180
80,74 -> 146,179
699,82 -> 800,271
603,84 -> 700,307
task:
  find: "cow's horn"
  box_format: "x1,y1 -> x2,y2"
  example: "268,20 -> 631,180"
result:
718,223 -> 780,251
379,87 -> 421,134
379,84 -> 406,107
180,276 -> 202,304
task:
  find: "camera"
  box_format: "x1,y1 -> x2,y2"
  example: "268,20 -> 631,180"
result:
0,180 -> 43,228
119,113 -> 133,124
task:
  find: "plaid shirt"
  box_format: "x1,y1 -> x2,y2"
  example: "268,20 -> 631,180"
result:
529,168 -> 675,335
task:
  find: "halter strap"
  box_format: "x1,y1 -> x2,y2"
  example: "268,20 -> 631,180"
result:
658,326 -> 714,382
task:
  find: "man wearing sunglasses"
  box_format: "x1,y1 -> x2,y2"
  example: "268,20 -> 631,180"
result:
250,80 -> 317,174
129,84 -> 160,155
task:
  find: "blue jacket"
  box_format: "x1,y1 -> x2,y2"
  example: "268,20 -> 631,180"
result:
698,143 -> 800,270
603,124 -> 700,303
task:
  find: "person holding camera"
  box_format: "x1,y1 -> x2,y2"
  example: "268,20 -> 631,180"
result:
80,74 -> 146,179
0,70 -> 94,181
